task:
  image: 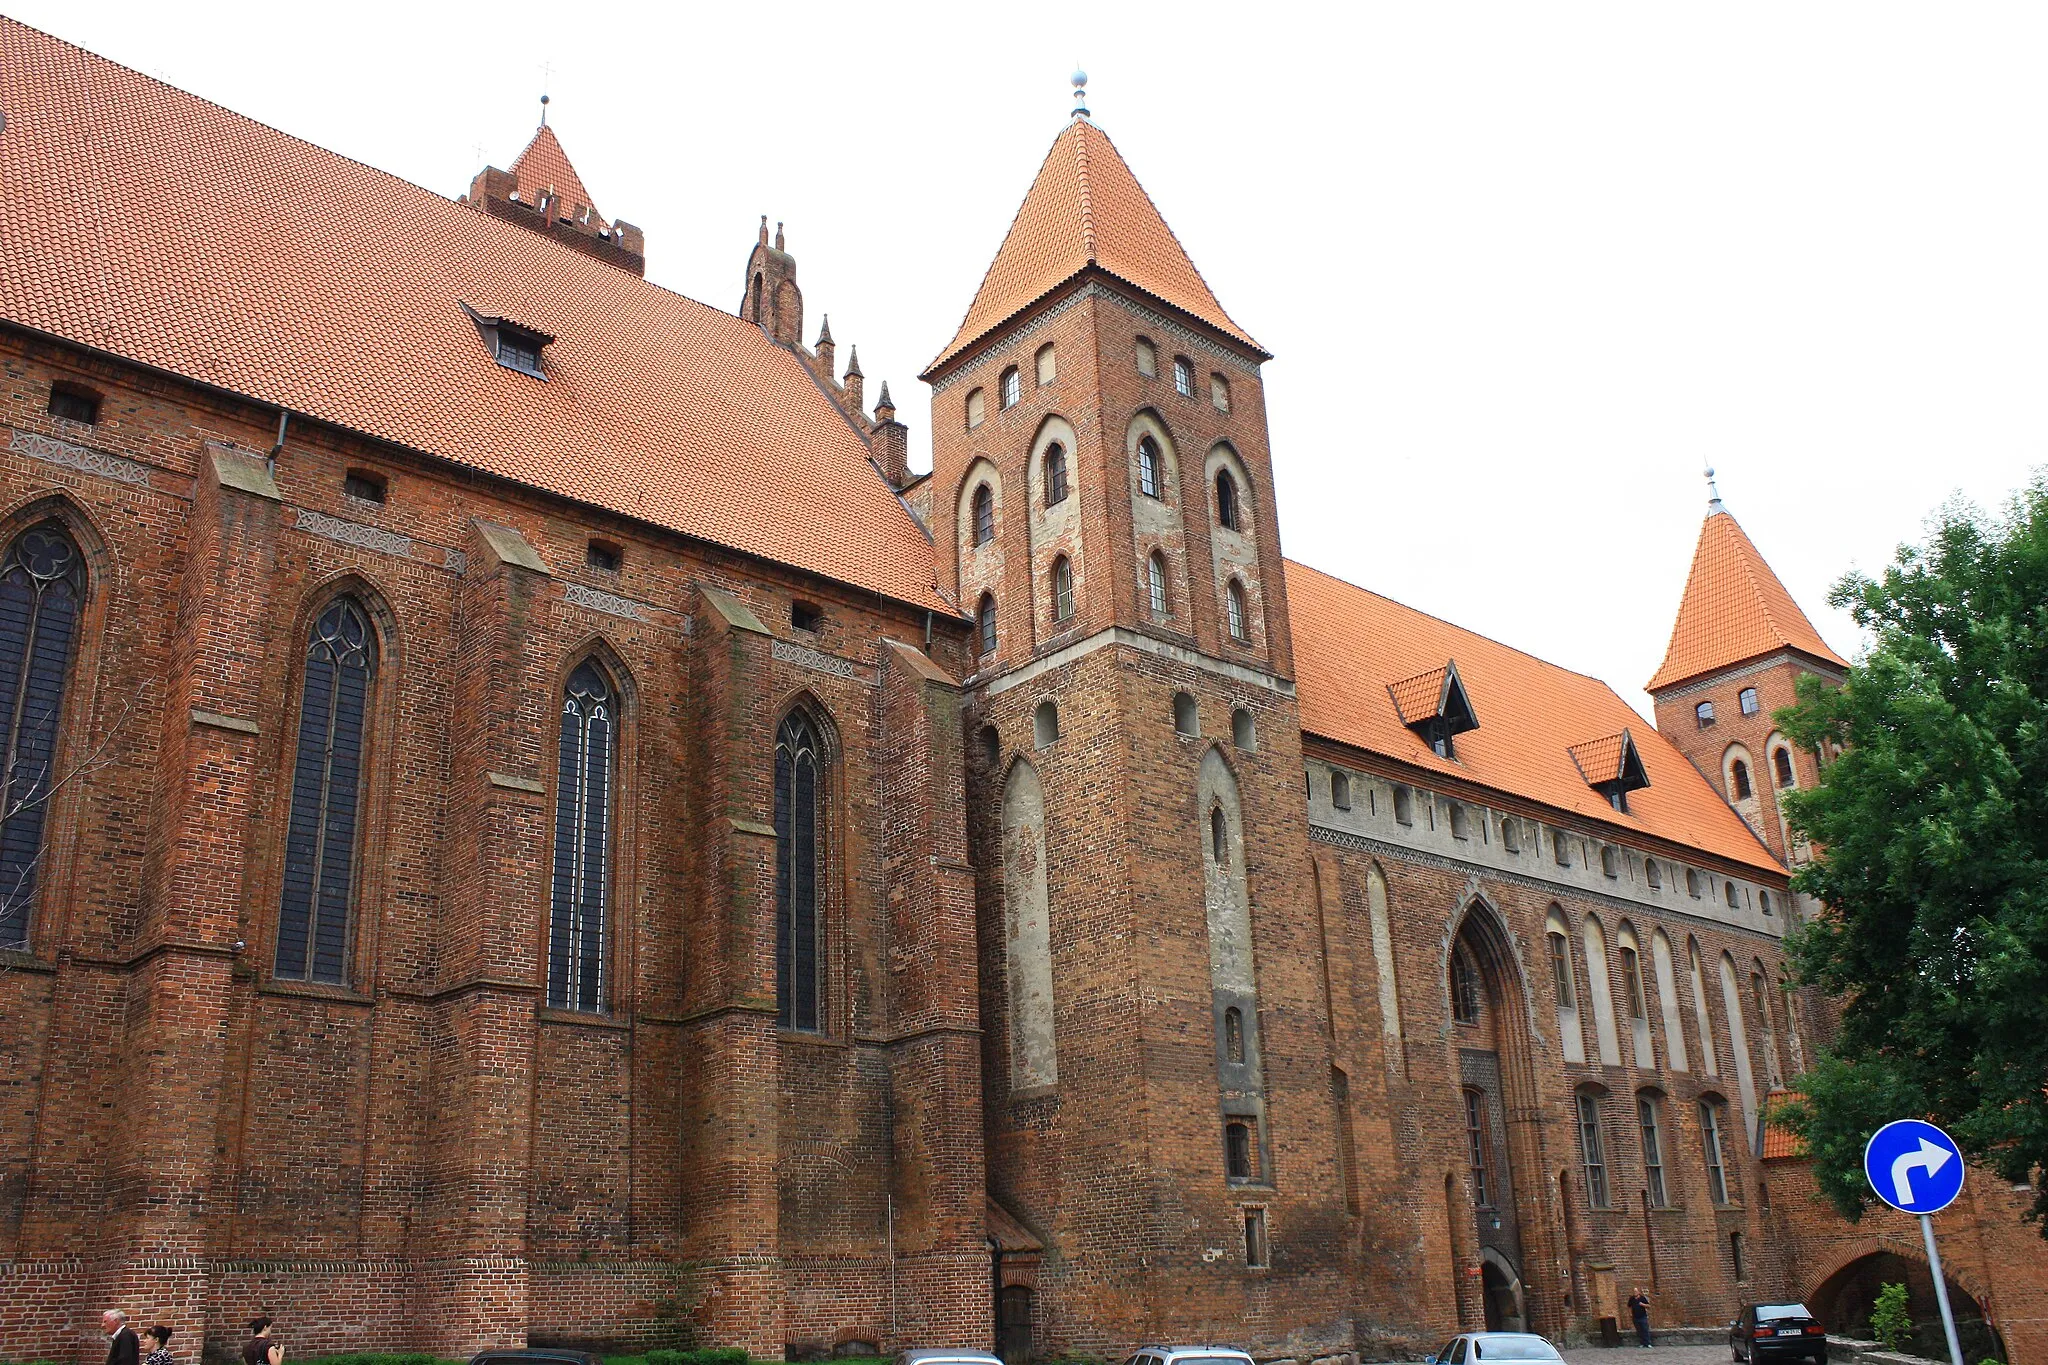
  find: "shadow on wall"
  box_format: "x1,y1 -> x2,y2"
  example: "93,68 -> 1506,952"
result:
1812,1251 -> 2006,1364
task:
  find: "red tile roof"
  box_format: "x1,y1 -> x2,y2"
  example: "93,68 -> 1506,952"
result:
0,18 -> 947,612
925,119 -> 1263,375
1567,732 -> 1632,787
1388,665 -> 1455,727
1761,1090 -> 1808,1160
508,125 -> 606,229
1648,508 -> 1848,692
1287,560 -> 1786,874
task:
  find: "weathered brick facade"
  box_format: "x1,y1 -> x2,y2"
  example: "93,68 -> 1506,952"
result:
0,27 -> 2042,1365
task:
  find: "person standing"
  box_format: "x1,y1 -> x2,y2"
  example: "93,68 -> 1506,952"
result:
102,1311 -> 139,1365
242,1317 -> 283,1365
141,1325 -> 176,1365
1628,1287 -> 1653,1348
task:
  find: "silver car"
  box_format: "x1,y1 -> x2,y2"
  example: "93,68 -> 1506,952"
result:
1124,1345 -> 1258,1365
898,1351 -> 1005,1365
1427,1334 -> 1565,1365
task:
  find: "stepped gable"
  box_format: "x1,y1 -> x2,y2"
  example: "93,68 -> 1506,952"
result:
1648,505 -> 1848,693
1286,559 -> 1783,873
924,117 -> 1264,376
0,17 -> 946,613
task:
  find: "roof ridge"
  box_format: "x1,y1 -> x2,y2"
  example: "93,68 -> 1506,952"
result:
1074,122 -> 1098,263
1725,511 -> 1797,644
1088,122 -> 1252,344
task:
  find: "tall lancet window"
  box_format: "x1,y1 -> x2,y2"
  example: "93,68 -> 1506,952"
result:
549,660 -> 615,1011
277,597 -> 374,982
0,524 -> 85,950
776,710 -> 825,1032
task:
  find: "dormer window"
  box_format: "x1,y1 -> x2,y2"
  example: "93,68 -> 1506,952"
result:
463,303 -> 553,379
1388,660 -> 1479,760
1568,729 -> 1651,814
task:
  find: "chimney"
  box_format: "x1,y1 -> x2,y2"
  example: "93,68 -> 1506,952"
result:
815,316 -> 836,381
843,346 -> 864,414
870,381 -> 910,488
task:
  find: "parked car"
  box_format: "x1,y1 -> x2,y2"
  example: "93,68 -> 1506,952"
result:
1425,1334 -> 1565,1364
899,1351 -> 1005,1365
467,1351 -> 601,1365
1122,1344 -> 1258,1365
1731,1303 -> 1829,1365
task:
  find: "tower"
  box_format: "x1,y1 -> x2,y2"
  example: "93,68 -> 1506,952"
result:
1647,471 -> 1849,862
931,81 -> 1350,1353
460,122 -> 646,273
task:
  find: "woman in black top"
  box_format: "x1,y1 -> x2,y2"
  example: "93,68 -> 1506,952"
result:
242,1318 -> 283,1365
141,1325 -> 175,1365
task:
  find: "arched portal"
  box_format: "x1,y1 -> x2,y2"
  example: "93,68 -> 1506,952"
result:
1811,1251 -> 2004,1364
1481,1246 -> 1529,1332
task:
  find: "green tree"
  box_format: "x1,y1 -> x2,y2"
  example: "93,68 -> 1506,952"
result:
1870,1281 -> 1914,1353
1777,479 -> 2048,1233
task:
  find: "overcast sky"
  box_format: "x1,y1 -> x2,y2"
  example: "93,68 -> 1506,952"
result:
24,3 -> 2048,712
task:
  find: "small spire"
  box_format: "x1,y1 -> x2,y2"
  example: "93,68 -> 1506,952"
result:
539,92 -> 550,127
758,214 -> 770,246
775,221 -> 786,252
816,314 -> 833,345
1070,68 -> 1090,121
876,380 -> 895,414
1705,464 -> 1725,512
845,344 -> 862,378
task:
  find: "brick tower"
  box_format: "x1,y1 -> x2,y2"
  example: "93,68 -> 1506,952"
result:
926,84 -> 1360,1355
1647,472 -> 1849,862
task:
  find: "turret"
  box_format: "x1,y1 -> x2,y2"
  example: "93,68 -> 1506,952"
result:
740,217 -> 803,347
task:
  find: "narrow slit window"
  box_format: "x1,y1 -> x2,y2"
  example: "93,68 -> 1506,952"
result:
1138,437 -> 1163,499
548,660 -> 615,1012
1173,356 -> 1194,397
1226,579 -> 1249,642
1577,1091 -> 1610,1207
1050,556 -> 1074,623
1148,552 -> 1170,616
972,485 -> 995,547
774,710 -> 825,1032
977,594 -> 997,656
1043,443 -> 1069,507
1000,366 -> 1022,409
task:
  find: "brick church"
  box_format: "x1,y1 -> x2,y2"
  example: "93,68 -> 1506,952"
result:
0,18 -> 2041,1365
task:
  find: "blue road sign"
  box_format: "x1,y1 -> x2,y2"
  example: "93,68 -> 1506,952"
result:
1864,1119 -> 1965,1215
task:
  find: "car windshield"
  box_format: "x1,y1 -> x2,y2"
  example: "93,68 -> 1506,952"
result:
1757,1305 -> 1813,1322
1473,1338 -> 1562,1361
1171,1357 -> 1250,1365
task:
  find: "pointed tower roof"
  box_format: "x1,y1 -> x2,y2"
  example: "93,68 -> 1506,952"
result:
924,119 -> 1264,376
1647,503 -> 1848,693
508,125 -> 606,227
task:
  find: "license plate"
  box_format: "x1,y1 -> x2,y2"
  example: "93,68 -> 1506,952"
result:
1776,1330 -> 1803,1336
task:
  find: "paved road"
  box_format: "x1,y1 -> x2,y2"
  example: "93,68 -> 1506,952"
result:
1562,1344 -> 1730,1365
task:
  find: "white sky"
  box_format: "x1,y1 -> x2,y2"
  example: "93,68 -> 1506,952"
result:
23,3 -> 2048,712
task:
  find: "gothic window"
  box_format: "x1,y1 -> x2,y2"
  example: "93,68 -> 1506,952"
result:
548,660 -> 615,1012
1639,1094 -> 1669,1208
774,710 -> 825,1032
1000,366 -> 1022,409
1138,437 -> 1162,499
1224,1005 -> 1246,1063
1043,444 -> 1069,506
1700,1098 -> 1730,1203
275,596 -> 375,984
1210,805 -> 1228,863
1645,858 -> 1662,889
1686,867 -> 1702,898
1225,1118 -> 1258,1180
1549,929 -> 1575,1009
1577,1090 -> 1610,1207
1450,950 -> 1480,1023
1033,699 -> 1059,747
1392,783 -> 1412,824
1175,692 -> 1200,737
1464,1089 -> 1492,1206
977,594 -> 997,656
0,524 -> 84,952
1232,707 -> 1256,749
1215,471 -> 1242,531
1331,770 -> 1352,811
1226,579 -> 1249,642
1173,356 -> 1194,397
1725,882 -> 1740,910
1739,687 -> 1760,716
1148,552 -> 1170,616
972,484 -> 995,546
1696,701 -> 1716,729
1773,747 -> 1796,788
1730,758 -> 1752,800
1621,944 -> 1647,1021
1050,555 -> 1074,622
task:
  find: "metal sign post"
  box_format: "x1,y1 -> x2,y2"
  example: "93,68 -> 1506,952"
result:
1864,1119 -> 1968,1365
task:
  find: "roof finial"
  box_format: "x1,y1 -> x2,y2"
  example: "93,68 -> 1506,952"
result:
539,92 -> 550,127
1705,464 -> 1724,512
775,221 -> 785,252
539,60 -> 554,127
1071,68 -> 1090,121
758,215 -> 770,246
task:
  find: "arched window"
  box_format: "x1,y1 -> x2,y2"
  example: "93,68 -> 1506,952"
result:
1739,687 -> 1760,716
1549,927 -> 1575,1009
1725,882 -> 1740,910
1035,342 -> 1056,385
1331,769 -> 1352,811
1450,949 -> 1480,1023
1210,804 -> 1228,863
1174,691 -> 1200,737
1576,1089 -> 1610,1207
1210,373 -> 1231,412
1224,1005 -> 1246,1063
1730,758 -> 1752,800
1000,366 -> 1022,409
977,594 -> 997,656
1232,707 -> 1256,749
972,484 -> 995,546
1773,747 -> 1795,788
1173,356 -> 1194,397
1215,471 -> 1241,530
276,596 -> 375,984
965,387 -> 985,430
1699,1097 -> 1730,1203
1043,443 -> 1069,507
1134,337 -> 1157,377
1050,556 -> 1075,622
1696,701 -> 1716,729
548,660 -> 615,1011
1225,1118 -> 1254,1179
1645,858 -> 1662,889
1464,1088 -> 1492,1206
774,710 -> 825,1032
1226,579 -> 1249,643
1138,437 -> 1162,499
1033,700 -> 1059,748
0,524 -> 86,952
1148,552 -> 1170,616
1638,1093 -> 1669,1208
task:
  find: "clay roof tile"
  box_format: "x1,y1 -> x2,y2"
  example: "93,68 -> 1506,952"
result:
1648,509 -> 1847,692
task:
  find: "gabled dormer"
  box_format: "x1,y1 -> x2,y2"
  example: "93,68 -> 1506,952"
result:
1388,659 -> 1479,760
1568,728 -> 1651,813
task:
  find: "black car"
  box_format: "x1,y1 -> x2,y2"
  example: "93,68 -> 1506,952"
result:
1732,1303 -> 1827,1365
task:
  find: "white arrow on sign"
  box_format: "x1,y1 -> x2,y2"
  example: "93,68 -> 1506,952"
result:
1891,1137 -> 1954,1205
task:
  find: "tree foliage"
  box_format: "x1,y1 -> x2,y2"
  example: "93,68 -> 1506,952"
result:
1778,479 -> 2048,1233
1869,1282 -> 1914,1353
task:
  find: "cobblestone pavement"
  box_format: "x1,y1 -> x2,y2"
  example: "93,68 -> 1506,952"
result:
1562,1342 -> 1733,1365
